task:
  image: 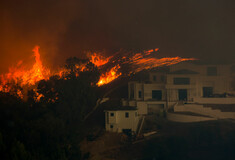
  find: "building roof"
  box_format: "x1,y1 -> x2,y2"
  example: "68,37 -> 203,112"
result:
104,106 -> 137,111
169,69 -> 199,74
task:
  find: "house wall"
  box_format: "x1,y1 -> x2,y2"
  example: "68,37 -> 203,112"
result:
136,101 -> 148,115
143,83 -> 166,100
105,110 -> 139,133
128,82 -> 144,100
128,82 -> 166,101
149,72 -> 166,83
166,63 -> 234,102
125,63 -> 235,116
169,63 -> 234,95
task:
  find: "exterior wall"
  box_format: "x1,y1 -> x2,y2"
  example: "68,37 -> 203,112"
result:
136,101 -> 148,115
166,63 -> 234,102
149,72 -> 166,83
105,110 -> 139,133
128,82 -> 166,101
128,82 -> 144,101
143,83 -> 166,101
126,63 -> 234,116
169,63 -> 234,95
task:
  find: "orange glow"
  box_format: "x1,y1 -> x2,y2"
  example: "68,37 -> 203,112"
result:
144,48 -> 159,55
129,56 -> 196,73
0,46 -> 196,98
0,46 -> 50,98
97,65 -> 122,86
89,53 -> 113,67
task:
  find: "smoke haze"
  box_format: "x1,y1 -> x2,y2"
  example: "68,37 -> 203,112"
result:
0,0 -> 235,72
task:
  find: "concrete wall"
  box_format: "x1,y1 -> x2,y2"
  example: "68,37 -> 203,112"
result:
123,100 -> 176,114
143,83 -> 166,100
128,82 -> 166,101
105,110 -> 139,133
167,112 -> 216,122
169,63 -> 234,95
136,101 -> 148,115
149,72 -> 166,83
128,82 -> 144,101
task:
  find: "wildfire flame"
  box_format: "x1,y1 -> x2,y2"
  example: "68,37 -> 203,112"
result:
0,46 -> 196,99
97,65 -> 122,86
0,46 -> 50,97
89,53 -> 113,67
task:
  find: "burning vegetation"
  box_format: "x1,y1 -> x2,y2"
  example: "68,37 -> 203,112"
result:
0,46 -> 196,99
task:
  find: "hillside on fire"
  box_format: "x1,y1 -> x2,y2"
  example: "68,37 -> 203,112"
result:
1,60 -> 235,160
1,0 -> 235,160
0,45 -> 195,159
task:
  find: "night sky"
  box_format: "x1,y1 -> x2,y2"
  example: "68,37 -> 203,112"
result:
0,0 -> 234,72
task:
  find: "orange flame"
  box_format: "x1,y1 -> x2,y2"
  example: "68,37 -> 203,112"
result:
89,53 -> 113,67
0,46 -> 196,99
0,46 -> 50,97
97,65 -> 122,86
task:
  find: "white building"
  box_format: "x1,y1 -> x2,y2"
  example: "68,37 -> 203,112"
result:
123,62 -> 235,116
104,106 -> 139,133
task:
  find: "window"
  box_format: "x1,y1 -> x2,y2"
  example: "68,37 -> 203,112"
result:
173,78 -> 190,85
110,112 -> 114,117
125,112 -> 129,118
207,67 -> 217,76
153,75 -> 157,81
203,87 -> 213,97
138,91 -> 142,98
152,90 -> 162,100
110,125 -> 113,129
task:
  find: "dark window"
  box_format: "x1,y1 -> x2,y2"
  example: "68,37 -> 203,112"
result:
138,91 -> 142,98
110,113 -> 114,117
125,112 -> 129,118
153,75 -> 157,81
207,67 -> 217,76
110,125 -> 113,128
203,87 -> 213,97
173,78 -> 190,85
152,90 -> 162,100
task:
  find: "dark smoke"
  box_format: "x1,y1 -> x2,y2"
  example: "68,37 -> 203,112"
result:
0,0 -> 235,73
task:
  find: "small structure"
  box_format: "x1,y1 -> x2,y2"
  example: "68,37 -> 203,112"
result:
104,106 -> 139,133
